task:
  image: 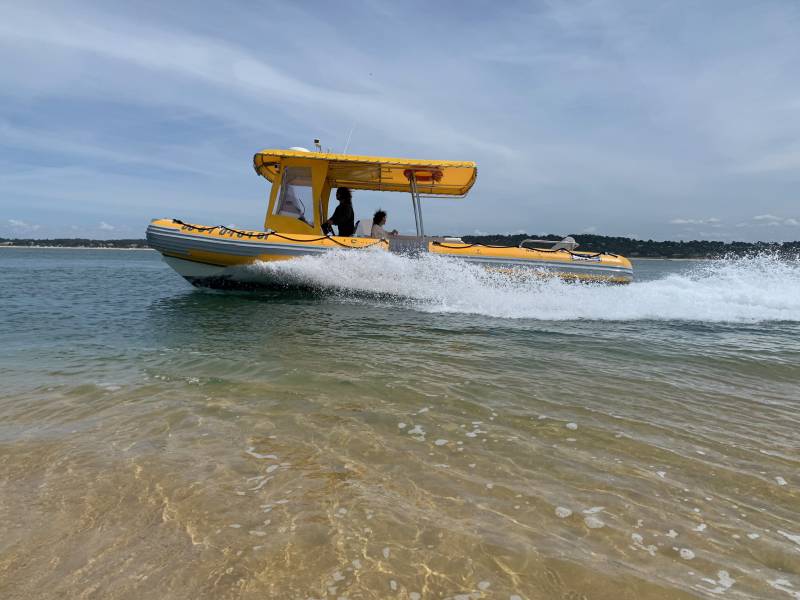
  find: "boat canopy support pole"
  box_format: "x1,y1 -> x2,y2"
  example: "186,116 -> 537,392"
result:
410,191 -> 419,237
408,172 -> 425,238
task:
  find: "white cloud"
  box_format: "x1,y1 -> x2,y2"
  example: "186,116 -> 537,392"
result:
736,214 -> 800,227
669,217 -> 720,225
99,221 -> 115,231
750,214 -> 799,226
0,5 -> 512,159
7,218 -> 41,231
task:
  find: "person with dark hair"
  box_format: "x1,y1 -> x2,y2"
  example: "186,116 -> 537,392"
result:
370,208 -> 398,238
323,187 -> 355,236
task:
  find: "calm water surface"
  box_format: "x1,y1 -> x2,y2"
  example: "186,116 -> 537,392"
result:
0,248 -> 798,600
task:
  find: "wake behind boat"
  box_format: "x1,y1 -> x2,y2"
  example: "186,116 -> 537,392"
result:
147,148 -> 633,287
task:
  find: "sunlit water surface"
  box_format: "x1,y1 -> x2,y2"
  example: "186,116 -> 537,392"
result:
0,248 -> 798,600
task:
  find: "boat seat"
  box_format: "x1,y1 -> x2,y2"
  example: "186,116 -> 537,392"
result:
551,236 -> 579,250
354,218 -> 373,237
521,236 -> 579,251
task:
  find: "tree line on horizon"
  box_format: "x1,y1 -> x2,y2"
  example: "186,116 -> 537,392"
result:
0,238 -> 149,248
460,233 -> 800,258
2,235 -> 799,258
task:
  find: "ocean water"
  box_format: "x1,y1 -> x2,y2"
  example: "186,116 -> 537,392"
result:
0,247 -> 798,600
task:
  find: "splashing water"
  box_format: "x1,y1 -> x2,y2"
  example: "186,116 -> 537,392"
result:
245,250 -> 800,322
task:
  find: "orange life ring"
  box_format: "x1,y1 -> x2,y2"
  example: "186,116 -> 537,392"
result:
404,168 -> 443,183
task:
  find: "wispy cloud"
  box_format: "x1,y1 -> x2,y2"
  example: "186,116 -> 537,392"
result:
0,4 -> 511,157
670,217 -> 721,225
0,120 -> 221,176
753,214 -> 799,226
7,219 -> 41,232
734,214 -> 800,227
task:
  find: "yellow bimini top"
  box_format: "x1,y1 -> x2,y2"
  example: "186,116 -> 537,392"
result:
252,149 -> 476,235
253,149 -> 477,196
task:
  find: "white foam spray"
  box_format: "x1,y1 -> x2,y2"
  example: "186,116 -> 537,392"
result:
244,250 -> 800,322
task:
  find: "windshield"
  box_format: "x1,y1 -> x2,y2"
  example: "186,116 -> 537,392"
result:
274,166 -> 314,226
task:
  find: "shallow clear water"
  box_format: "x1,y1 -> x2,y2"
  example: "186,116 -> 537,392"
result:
0,248 -> 798,599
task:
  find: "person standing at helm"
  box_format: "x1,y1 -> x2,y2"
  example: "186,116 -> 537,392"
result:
323,187 -> 355,237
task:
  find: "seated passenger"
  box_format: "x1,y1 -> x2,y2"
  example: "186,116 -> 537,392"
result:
370,209 -> 398,238
323,187 -> 355,236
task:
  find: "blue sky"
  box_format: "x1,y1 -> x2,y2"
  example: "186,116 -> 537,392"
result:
1,0 -> 799,241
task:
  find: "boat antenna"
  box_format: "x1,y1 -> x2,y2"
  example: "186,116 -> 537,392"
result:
343,121 -> 356,154
343,73 -> 369,154
313,138 -> 322,152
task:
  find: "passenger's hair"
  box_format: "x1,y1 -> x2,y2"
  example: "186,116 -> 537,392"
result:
336,187 -> 352,204
373,209 -> 387,225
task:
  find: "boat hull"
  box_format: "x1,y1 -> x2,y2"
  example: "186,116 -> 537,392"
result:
147,219 -> 633,288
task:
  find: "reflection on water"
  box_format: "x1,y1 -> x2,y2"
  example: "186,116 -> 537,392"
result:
0,249 -> 799,599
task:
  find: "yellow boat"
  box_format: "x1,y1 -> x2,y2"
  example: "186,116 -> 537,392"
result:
146,148 -> 633,287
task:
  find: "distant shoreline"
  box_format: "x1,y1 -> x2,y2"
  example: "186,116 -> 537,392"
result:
0,245 -> 154,250
462,234 -> 799,259
0,247 -> 710,260
2,234 -> 798,259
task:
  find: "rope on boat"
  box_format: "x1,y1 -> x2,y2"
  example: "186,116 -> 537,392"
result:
430,240 -> 614,259
171,219 -> 386,249
168,221 -> 613,258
